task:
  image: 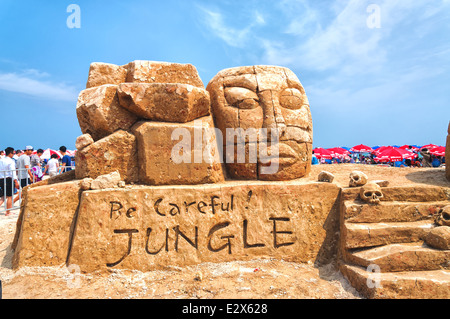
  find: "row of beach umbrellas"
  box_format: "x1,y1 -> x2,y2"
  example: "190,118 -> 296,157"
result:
314,144 -> 445,163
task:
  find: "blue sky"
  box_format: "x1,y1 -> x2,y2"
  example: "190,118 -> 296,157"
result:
0,0 -> 449,150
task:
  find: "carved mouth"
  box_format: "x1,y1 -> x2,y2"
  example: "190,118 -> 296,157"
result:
260,142 -> 298,166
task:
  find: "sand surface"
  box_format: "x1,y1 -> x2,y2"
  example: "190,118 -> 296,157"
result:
0,164 -> 448,299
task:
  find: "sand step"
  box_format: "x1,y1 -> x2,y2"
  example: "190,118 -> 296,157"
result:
342,201 -> 447,223
343,220 -> 435,249
344,242 -> 450,272
341,185 -> 449,202
339,263 -> 450,299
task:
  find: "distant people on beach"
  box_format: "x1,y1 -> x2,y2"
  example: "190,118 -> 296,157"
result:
431,155 -> 441,168
59,146 -> 72,173
0,145 -> 76,216
310,144 -> 446,168
31,149 -> 44,182
0,147 -> 20,216
44,153 -> 60,178
311,151 -> 319,165
17,146 -> 34,189
419,148 -> 432,167
13,150 -> 21,164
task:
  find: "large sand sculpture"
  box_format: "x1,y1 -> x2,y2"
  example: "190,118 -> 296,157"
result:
10,61 -> 450,299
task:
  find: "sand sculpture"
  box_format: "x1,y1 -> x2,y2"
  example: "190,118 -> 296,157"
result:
75,61 -> 224,185
359,182 -> 383,204
12,61 -> 337,272
207,66 -> 312,181
9,60 -> 450,299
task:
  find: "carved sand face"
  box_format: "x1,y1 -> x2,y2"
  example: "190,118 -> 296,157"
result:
206,66 -> 313,180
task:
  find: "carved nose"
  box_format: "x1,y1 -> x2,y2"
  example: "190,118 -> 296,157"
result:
260,91 -> 286,139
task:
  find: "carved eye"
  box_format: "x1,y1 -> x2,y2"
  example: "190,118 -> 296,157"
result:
279,88 -> 303,110
224,87 -> 259,109
443,212 -> 450,221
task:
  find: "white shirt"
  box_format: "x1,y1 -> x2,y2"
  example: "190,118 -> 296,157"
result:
17,154 -> 31,179
47,158 -> 59,173
0,156 -> 18,180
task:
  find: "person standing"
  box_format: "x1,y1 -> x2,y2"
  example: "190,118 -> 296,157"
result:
13,150 -> 20,162
30,149 -> 43,168
43,153 -> 59,177
59,146 -> 72,173
431,155 -> 441,168
419,148 -> 432,168
311,151 -> 319,165
0,147 -> 20,216
17,146 -> 34,188
30,149 -> 44,182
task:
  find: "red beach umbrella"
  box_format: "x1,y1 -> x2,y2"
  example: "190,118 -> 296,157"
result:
375,147 -> 415,162
399,145 -> 419,151
41,148 -> 61,160
374,146 -> 415,159
375,148 -> 403,162
350,144 -> 373,153
397,148 -> 416,160
429,146 -> 445,156
373,145 -> 391,155
313,148 -> 333,159
328,147 -> 350,155
420,144 -> 438,150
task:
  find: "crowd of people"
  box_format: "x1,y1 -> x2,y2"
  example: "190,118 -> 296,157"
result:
312,146 -> 446,168
0,145 -> 74,215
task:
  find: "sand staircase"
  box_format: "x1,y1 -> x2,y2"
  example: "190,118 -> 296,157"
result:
338,185 -> 450,299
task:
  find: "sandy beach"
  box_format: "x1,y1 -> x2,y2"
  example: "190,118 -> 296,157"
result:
1,164 -> 448,299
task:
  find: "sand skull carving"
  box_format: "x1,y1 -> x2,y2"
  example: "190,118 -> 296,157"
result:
360,182 -> 383,204
435,206 -> 450,226
349,171 -> 368,187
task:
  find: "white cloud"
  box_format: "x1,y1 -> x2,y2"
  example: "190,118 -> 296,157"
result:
263,1 -> 387,73
261,0 -> 450,74
278,0 -> 321,36
21,68 -> 50,79
197,5 -> 266,48
255,11 -> 265,25
0,71 -> 78,102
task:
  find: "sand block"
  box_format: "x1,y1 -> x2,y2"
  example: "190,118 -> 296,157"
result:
86,62 -> 128,88
66,182 -> 341,272
12,180 -> 82,268
125,60 -> 204,88
342,201 -> 447,223
426,226 -> 450,250
344,243 -> 450,272
117,83 -> 210,123
75,134 -> 94,150
340,264 -> 450,299
343,220 -> 434,249
131,116 -> 224,185
76,84 -> 138,141
75,130 -> 138,183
